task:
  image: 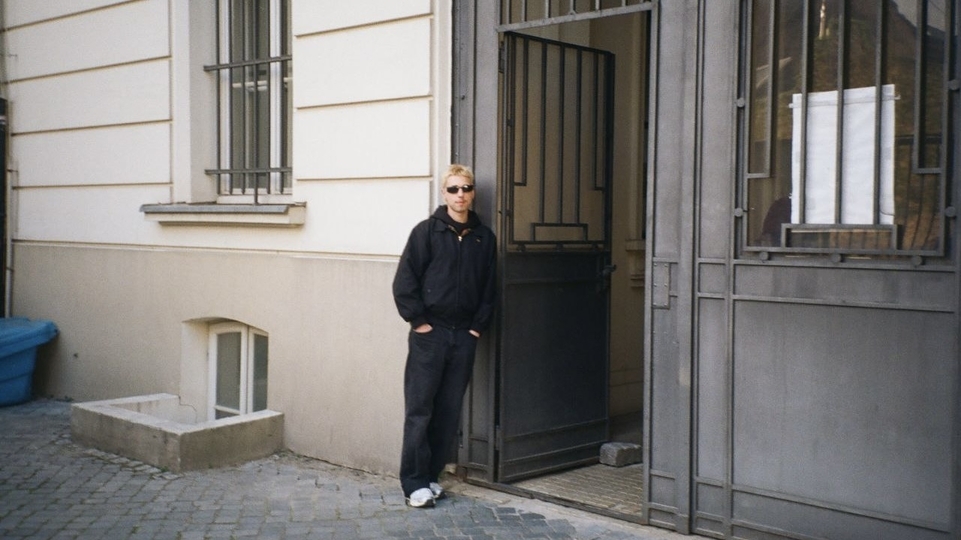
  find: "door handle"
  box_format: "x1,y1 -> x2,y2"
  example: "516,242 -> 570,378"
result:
597,264 -> 617,293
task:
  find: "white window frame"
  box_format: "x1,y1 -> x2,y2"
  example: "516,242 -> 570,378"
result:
208,322 -> 268,419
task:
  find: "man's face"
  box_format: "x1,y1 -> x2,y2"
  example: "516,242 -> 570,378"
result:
443,174 -> 475,214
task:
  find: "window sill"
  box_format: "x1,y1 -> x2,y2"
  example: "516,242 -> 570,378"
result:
140,202 -> 306,227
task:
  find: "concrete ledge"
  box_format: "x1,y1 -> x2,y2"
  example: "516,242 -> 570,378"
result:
71,393 -> 284,472
140,203 -> 306,227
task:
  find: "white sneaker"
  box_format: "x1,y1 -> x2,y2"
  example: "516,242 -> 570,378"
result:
429,482 -> 445,500
405,487 -> 435,508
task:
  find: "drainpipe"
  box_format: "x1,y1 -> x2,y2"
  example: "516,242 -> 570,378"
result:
0,98 -> 7,318
0,7 -> 10,317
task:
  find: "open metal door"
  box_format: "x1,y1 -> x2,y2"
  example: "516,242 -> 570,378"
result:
496,33 -> 614,482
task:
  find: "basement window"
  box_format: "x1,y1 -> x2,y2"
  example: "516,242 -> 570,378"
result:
209,322 -> 268,419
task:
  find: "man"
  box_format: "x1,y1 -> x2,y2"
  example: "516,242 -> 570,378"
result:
392,164 -> 497,508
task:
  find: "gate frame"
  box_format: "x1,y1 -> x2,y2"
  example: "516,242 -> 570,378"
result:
450,0 -> 659,503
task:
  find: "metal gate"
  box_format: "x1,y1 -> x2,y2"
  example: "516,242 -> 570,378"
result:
496,32 -> 615,482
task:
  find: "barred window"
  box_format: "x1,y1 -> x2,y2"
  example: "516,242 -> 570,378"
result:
205,0 -> 291,203
740,0 -> 955,258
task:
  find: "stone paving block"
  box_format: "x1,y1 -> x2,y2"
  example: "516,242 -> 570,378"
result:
599,441 -> 643,467
1,400 -> 688,540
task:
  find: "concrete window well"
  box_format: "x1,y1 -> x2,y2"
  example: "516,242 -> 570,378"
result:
70,319 -> 281,471
71,393 -> 283,473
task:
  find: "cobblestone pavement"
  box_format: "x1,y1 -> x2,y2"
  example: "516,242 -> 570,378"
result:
0,400 -> 691,540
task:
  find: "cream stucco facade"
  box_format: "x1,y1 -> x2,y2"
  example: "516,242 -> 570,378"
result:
2,0 -> 452,476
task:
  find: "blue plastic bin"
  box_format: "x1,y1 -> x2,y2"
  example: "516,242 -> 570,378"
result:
0,317 -> 58,407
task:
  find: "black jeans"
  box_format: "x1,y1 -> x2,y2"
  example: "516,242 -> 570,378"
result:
400,326 -> 477,496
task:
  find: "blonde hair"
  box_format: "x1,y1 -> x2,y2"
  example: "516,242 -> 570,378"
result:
442,164 -> 474,187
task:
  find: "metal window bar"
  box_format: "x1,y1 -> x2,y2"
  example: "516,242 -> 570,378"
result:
873,1 -> 886,224
797,0 -> 811,224
743,0 -> 775,179
574,49 -> 583,221
938,0 -> 956,255
205,0 -> 291,203
763,0 -> 776,178
832,0 -> 847,225
498,0 -> 652,32
913,0 -> 925,173
557,44 -> 566,225
538,40 -> 548,226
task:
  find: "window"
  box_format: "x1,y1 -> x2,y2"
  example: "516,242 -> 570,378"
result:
205,0 -> 291,203
739,0 -> 955,258
209,322 -> 268,419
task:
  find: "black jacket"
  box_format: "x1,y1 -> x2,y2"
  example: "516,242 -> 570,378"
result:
392,206 -> 497,334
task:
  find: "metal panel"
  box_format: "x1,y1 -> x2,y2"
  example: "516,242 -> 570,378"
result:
733,263 -> 956,312
683,2 -> 961,540
733,302 -> 954,526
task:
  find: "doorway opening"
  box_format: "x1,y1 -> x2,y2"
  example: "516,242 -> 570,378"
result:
488,11 -> 650,522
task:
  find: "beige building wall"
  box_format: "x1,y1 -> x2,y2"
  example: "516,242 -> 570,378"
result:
2,0 -> 453,476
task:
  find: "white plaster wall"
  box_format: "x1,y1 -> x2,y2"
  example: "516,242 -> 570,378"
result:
294,101 -> 432,180
294,18 -> 431,106
8,59 -> 170,132
4,0 -> 450,257
3,0 -> 131,27
292,0 -> 431,35
3,0 -> 168,80
15,125 -> 171,188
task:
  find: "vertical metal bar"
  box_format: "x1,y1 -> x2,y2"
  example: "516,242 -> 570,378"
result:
764,0 -> 775,177
506,35 -> 518,245
558,44 -> 566,224
243,1 -> 251,197
740,0 -> 754,250
912,0 -> 925,173
522,37 -> 530,190
872,2 -> 885,224
799,0 -> 812,223
539,40 -> 548,225
592,46 -> 600,191
936,0 -> 953,254
568,0 -> 575,15
730,0 -> 748,528
603,50 -> 614,247
254,3 -> 263,202
267,1 -> 274,195
544,0 -> 550,20
833,0 -> 848,224
574,49 -> 583,223
217,0 -> 228,195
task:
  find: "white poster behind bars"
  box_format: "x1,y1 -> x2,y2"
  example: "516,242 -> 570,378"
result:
790,84 -> 896,225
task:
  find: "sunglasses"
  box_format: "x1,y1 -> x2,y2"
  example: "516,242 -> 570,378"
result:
445,184 -> 475,194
